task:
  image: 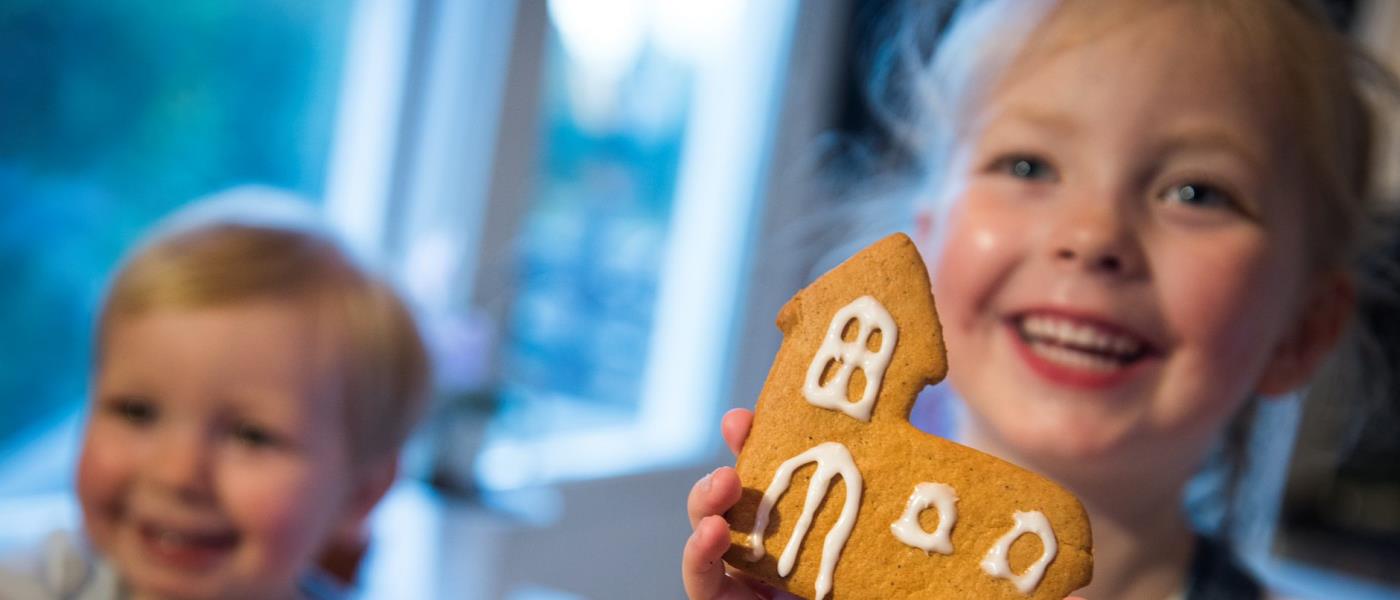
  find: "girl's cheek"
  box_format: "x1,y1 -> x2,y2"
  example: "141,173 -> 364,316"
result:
1161,234 -> 1288,348
931,204 -> 1013,303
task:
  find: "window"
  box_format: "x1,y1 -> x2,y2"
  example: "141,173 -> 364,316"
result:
470,0 -> 801,489
0,0 -> 351,492
310,0 -> 815,494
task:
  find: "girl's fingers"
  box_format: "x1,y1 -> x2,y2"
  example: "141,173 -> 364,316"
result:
683,515 -> 751,600
729,570 -> 797,599
721,408 -> 754,456
682,408 -> 770,599
687,467 -> 742,529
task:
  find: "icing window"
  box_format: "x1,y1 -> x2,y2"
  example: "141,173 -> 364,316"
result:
981,510 -> 1059,594
802,296 -> 898,421
891,482 -> 959,554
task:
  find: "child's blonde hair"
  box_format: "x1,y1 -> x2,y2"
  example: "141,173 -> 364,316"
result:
94,187 -> 431,467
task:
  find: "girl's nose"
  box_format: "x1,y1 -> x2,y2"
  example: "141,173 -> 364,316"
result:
1047,202 -> 1144,278
1054,244 -> 1129,273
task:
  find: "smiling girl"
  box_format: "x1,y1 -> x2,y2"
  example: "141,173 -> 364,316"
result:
684,0 -> 1397,598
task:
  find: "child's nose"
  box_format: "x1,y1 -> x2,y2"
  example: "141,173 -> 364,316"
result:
148,429 -> 216,502
1046,204 -> 1144,278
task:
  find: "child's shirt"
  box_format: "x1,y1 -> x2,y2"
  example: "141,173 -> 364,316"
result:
0,530 -> 349,600
1184,536 -> 1263,600
0,531 -> 119,600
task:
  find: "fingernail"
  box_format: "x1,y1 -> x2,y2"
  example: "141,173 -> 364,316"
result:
699,470 -> 714,492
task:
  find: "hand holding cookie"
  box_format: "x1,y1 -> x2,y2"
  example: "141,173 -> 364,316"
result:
691,234 -> 1093,599
683,409 -> 774,600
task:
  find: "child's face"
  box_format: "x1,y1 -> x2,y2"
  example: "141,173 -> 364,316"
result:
79,300 -> 363,599
921,6 -> 1328,481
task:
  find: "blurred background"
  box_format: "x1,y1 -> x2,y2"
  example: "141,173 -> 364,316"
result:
1,0 -> 1398,598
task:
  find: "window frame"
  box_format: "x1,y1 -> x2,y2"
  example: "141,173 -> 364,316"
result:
326,0 -> 855,489
475,0 -> 808,488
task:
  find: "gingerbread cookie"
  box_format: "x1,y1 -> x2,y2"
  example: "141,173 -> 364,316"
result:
724,233 -> 1093,599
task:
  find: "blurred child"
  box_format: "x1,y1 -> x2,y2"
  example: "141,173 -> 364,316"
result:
683,0 -> 1397,598
0,187 -> 430,599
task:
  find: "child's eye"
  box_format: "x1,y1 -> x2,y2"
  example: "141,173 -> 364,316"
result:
108,397 -> 157,426
1158,182 -> 1244,213
230,422 -> 283,449
992,155 -> 1057,182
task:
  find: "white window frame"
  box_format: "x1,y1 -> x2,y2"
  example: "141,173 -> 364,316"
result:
475,0 -> 805,488
323,0 -> 853,490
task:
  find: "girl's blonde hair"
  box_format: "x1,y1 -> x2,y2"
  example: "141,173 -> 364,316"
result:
855,0 -> 1400,535
95,187 -> 431,467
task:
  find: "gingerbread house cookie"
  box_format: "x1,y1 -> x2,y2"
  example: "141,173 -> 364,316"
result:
724,233 -> 1093,599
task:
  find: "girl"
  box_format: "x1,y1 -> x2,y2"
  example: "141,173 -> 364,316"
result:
683,0 -> 1396,598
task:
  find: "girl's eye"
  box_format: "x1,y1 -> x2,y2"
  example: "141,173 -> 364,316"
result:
109,397 -> 157,426
1158,182 -> 1244,214
992,155 -> 1057,182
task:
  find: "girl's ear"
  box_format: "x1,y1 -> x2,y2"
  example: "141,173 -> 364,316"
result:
1257,272 -> 1355,396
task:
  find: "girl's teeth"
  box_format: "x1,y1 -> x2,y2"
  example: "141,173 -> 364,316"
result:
1019,315 -> 1143,357
1028,341 -> 1121,372
1070,327 -> 1097,349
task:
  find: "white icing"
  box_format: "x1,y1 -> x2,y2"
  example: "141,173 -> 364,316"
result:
980,510 -> 1058,595
890,482 -> 958,554
748,442 -> 862,600
802,296 -> 898,421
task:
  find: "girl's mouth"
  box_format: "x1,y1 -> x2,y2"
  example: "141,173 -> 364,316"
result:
1008,312 -> 1157,389
138,522 -> 239,571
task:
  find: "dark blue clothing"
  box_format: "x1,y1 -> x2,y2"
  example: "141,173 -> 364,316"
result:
1185,536 -> 1263,600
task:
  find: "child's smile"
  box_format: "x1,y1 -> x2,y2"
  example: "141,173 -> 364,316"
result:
135,517 -> 240,572
1007,309 -> 1159,389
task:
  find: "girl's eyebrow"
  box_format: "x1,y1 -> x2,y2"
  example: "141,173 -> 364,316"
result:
993,106 -> 1267,174
1154,127 -> 1266,174
987,105 -> 1079,138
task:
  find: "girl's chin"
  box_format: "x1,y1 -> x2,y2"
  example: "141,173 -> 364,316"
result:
968,415 -> 1137,470
942,390 -> 1151,482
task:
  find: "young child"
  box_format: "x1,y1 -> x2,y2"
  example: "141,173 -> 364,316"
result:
683,0 -> 1396,598
0,187 -> 430,599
